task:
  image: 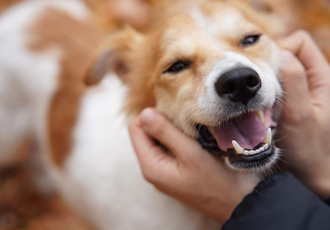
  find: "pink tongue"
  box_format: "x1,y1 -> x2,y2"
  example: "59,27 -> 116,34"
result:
213,113 -> 267,151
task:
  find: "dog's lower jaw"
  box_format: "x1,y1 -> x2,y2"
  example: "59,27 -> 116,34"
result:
224,147 -> 280,175
197,124 -> 279,172
227,144 -> 278,170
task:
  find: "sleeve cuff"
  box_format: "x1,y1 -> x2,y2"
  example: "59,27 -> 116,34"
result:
223,172 -> 330,230
326,197 -> 330,205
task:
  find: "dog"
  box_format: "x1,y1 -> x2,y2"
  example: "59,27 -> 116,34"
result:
0,0 -> 284,229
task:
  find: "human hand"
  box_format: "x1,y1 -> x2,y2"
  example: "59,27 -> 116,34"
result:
277,30 -> 330,200
129,108 -> 259,224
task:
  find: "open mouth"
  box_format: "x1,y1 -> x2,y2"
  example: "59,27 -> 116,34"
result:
197,109 -> 277,170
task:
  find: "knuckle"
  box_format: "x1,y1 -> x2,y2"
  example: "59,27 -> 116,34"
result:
295,30 -> 311,40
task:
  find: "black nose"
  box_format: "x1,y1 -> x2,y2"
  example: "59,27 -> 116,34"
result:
215,67 -> 261,105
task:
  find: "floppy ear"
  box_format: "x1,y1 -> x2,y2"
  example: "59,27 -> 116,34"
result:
85,28 -> 143,85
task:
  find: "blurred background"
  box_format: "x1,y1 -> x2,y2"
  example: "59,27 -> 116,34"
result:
0,0 -> 329,229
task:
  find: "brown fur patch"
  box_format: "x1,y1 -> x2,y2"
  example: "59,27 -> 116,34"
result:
0,0 -> 23,14
29,8 -> 107,167
122,33 -> 158,116
83,0 -> 152,31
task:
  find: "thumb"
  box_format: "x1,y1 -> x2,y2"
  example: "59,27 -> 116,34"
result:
278,30 -> 330,102
278,50 -> 312,122
139,108 -> 205,162
129,114 -> 177,184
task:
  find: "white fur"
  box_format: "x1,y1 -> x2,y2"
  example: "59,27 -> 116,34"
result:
0,1 -> 59,162
190,6 -> 248,43
54,75 -> 220,230
191,8 -> 208,29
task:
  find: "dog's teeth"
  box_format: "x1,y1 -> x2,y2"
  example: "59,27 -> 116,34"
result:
240,142 -> 270,156
232,140 -> 244,154
256,110 -> 264,123
263,128 -> 272,144
264,143 -> 269,150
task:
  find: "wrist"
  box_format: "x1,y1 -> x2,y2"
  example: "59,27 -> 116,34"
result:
202,193 -> 243,224
310,177 -> 330,200
216,177 -> 259,223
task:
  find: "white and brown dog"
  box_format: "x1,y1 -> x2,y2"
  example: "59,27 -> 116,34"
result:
0,0 -> 283,229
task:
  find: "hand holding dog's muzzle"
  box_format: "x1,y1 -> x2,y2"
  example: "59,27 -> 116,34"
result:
129,108 -> 259,224
277,30 -> 330,200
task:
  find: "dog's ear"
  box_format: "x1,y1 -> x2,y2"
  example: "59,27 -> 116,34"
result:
85,28 -> 143,85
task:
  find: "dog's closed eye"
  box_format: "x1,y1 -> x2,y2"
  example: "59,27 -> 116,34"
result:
241,34 -> 262,47
163,61 -> 191,74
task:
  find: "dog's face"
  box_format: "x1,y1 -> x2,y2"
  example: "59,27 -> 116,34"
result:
87,1 -> 282,171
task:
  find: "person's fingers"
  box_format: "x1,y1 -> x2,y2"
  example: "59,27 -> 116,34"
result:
129,116 -> 177,183
278,30 -> 330,92
278,50 -> 312,122
139,108 -> 204,161
278,30 -> 328,71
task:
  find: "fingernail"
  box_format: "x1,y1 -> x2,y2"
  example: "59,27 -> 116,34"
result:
140,108 -> 156,126
280,50 -> 294,62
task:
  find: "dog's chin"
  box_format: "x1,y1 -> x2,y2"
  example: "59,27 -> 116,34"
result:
225,144 -> 279,171
196,109 -> 278,172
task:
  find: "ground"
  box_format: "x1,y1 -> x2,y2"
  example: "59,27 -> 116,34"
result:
0,161 -> 91,230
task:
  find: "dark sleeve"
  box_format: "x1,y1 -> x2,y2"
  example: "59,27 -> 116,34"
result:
326,197 -> 330,206
222,172 -> 330,230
